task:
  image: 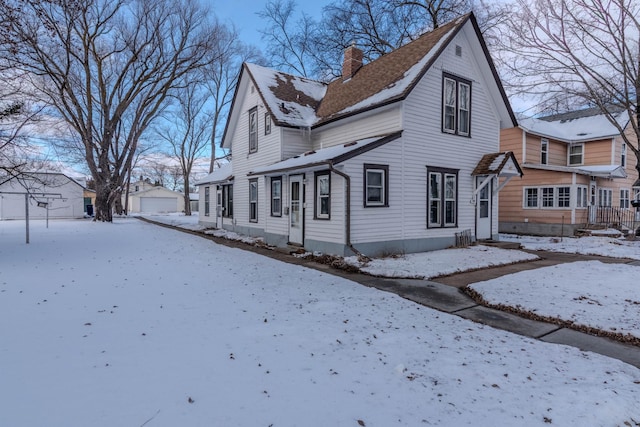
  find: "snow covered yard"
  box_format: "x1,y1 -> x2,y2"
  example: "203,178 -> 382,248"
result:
1,218 -> 639,426
468,261 -> 640,342
501,232 -> 640,260
344,246 -> 539,279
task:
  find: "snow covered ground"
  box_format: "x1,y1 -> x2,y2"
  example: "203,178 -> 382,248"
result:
501,232 -> 640,260
1,217 -> 639,426
469,261 -> 640,339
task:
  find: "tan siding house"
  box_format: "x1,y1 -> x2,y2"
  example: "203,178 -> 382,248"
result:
499,108 -> 637,236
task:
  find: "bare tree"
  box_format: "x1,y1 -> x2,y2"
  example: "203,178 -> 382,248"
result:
156,82 -> 209,215
498,0 -> 640,174
204,25 -> 263,172
259,0 -> 512,80
0,0 -> 221,221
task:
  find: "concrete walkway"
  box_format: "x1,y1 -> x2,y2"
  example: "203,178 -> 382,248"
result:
141,218 -> 640,369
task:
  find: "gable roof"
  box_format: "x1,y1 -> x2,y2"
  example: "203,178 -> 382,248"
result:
232,12 -> 515,137
248,132 -> 402,176
518,109 -> 630,143
472,152 -> 523,177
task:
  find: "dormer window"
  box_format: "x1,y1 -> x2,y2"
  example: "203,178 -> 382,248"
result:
249,107 -> 258,153
442,73 -> 471,136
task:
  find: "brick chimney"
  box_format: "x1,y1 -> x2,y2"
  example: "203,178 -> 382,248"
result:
342,43 -> 363,80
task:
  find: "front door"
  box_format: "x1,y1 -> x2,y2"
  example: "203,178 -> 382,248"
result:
589,179 -> 597,223
476,177 -> 492,240
289,175 -> 304,245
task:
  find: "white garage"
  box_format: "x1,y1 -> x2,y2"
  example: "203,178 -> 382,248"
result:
126,186 -> 185,213
140,196 -> 178,213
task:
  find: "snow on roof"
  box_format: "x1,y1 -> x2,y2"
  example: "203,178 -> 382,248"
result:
518,111 -> 629,142
246,63 -> 327,128
524,163 -> 627,178
194,162 -> 233,185
249,133 -> 400,175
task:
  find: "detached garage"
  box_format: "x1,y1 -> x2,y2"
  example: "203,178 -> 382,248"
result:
126,187 -> 185,214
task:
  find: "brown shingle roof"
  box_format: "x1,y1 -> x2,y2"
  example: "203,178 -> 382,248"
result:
315,15 -> 469,124
472,152 -> 523,176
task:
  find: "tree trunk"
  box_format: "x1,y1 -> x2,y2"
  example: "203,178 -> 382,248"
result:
183,175 -> 192,216
94,182 -> 113,222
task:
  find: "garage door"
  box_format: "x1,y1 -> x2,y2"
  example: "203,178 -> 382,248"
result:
139,197 -> 178,213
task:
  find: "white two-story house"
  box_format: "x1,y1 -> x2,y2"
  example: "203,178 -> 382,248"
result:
198,13 -> 521,256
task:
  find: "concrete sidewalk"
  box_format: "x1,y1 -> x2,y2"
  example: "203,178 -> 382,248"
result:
142,218 -> 640,369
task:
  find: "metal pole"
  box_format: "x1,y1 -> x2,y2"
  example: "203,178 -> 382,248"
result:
25,194 -> 29,244
46,203 -> 49,228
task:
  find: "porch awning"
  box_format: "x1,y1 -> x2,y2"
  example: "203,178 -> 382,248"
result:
194,162 -> 233,185
471,151 -> 523,177
247,132 -> 402,176
523,163 -> 626,179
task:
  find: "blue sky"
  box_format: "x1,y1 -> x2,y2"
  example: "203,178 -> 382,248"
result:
211,0 -> 330,49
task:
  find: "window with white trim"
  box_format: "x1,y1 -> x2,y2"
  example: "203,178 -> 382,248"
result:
315,172 -> 330,219
568,144 -> 583,165
442,73 -> 471,136
265,113 -> 272,135
541,138 -> 548,165
598,188 -> 612,207
576,186 -> 588,208
249,107 -> 258,153
525,188 -> 538,208
621,188 -> 630,209
271,177 -> 282,216
525,186 -> 571,209
427,167 -> 458,228
222,184 -> 233,217
364,164 -> 388,207
542,187 -> 554,207
558,187 -> 571,207
622,143 -> 627,167
249,179 -> 258,222
204,186 -> 210,216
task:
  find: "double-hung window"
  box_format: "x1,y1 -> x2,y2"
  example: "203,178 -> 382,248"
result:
204,186 -> 210,216
265,113 -> 272,135
364,164 -> 389,207
222,184 -> 233,217
568,144 -> 583,165
525,188 -> 538,208
249,107 -> 258,153
598,188 -> 612,207
315,172 -> 330,219
541,138 -> 548,165
557,187 -> 571,208
542,187 -> 555,207
249,179 -> 258,222
271,177 -> 282,216
427,167 -> 458,228
621,189 -> 630,209
442,73 -> 471,136
576,186 -> 588,208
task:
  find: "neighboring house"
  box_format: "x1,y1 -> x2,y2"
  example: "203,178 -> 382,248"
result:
0,172 -> 85,220
125,186 -> 185,213
207,13 -> 520,256
499,108 -> 638,236
83,188 -> 96,216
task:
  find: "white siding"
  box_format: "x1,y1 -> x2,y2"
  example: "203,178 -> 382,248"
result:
304,170 -> 345,244
282,128 -> 313,159
229,79 -> 283,234
312,107 -> 402,150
